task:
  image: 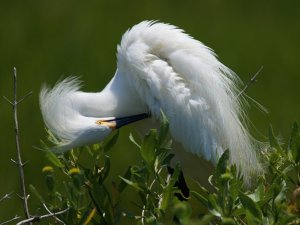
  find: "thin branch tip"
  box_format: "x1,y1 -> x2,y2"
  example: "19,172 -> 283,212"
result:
0,215 -> 21,225
16,208 -> 69,225
0,192 -> 13,203
13,67 -> 17,75
42,203 -> 66,224
236,66 -> 264,98
11,158 -> 18,164
2,96 -> 13,105
17,91 -> 33,105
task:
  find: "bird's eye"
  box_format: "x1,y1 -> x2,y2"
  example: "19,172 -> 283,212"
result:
95,120 -> 116,129
95,120 -> 103,125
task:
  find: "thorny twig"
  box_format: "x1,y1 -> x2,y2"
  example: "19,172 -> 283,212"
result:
3,68 -> 70,224
236,66 -> 264,98
12,67 -> 31,219
0,192 -> 13,203
42,203 -> 65,224
0,215 -> 21,225
3,68 -> 32,221
2,96 -> 13,105
15,208 -> 69,225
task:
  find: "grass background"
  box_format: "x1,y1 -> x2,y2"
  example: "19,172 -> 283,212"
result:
0,0 -> 299,219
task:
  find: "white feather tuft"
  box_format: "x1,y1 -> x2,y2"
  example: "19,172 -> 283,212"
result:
40,77 -> 82,142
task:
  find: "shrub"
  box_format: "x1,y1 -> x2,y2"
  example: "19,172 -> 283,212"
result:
29,119 -> 300,224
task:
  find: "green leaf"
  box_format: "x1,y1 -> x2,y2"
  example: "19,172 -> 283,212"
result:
103,130 -> 119,152
89,180 -> 112,212
92,143 -> 101,152
191,190 -> 208,206
138,191 -> 147,206
207,194 -> 222,217
158,109 -> 169,146
129,132 -> 141,149
245,210 -> 261,225
166,164 -> 181,187
78,204 -> 96,225
46,128 -> 60,144
119,176 -> 145,192
89,182 -> 114,225
29,184 -> 44,202
100,155 -> 111,182
159,165 -> 181,211
45,151 -> 64,168
159,187 -> 172,211
278,215 -> 298,225
288,122 -> 300,162
215,150 -> 230,179
198,215 -> 216,225
162,153 -> 175,166
269,125 -> 282,150
173,202 -> 192,222
145,215 -> 157,224
45,174 -> 55,191
267,176 -> 285,199
140,129 -> 157,168
221,218 -> 236,225
118,166 -> 132,193
130,165 -> 149,182
239,192 -> 262,222
71,173 -> 84,190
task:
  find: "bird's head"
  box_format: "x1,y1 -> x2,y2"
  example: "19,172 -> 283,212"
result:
47,113 -> 150,153
40,77 -> 150,153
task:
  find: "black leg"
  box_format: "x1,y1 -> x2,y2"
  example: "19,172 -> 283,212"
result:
167,166 -> 190,201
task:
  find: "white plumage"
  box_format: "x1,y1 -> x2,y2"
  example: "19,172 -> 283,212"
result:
40,21 -> 262,180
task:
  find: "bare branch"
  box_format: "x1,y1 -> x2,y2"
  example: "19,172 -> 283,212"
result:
11,158 -> 18,164
5,68 -> 66,225
0,215 -> 21,225
0,192 -> 13,203
16,208 -> 69,225
17,91 -> 33,105
2,96 -> 13,105
10,67 -> 31,220
42,203 -> 65,224
22,160 -> 29,167
236,66 -> 264,98
16,193 -> 30,202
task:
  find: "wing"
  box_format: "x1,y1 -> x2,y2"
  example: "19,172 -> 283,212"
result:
117,21 -> 262,180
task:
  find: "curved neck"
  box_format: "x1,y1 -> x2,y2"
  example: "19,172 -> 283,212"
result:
73,71 -> 147,118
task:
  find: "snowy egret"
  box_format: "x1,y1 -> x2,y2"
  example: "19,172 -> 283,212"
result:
40,21 -> 262,180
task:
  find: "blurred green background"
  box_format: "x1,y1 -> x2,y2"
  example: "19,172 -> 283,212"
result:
0,0 -> 299,221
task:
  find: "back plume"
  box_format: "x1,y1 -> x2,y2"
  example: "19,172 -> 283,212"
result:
117,21 -> 262,180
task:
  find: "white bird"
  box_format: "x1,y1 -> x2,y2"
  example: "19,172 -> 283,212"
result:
40,21 -> 262,181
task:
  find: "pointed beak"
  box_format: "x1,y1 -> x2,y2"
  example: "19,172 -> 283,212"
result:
96,113 -> 150,129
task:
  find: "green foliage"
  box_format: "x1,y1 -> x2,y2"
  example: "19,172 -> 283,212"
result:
31,120 -> 300,224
